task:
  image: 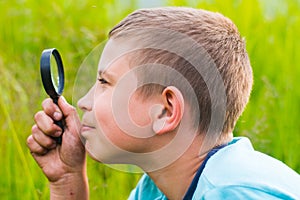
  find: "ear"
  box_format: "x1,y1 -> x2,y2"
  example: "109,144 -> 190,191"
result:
152,86 -> 184,134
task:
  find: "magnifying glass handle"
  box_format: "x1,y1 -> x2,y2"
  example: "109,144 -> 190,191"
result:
53,97 -> 64,144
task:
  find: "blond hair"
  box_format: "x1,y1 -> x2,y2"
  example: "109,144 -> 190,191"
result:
109,7 -> 253,135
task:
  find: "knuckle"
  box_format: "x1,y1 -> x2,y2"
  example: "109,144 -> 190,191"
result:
26,135 -> 34,146
31,124 -> 38,133
31,130 -> 39,141
42,98 -> 52,108
31,129 -> 38,138
34,111 -> 44,122
42,98 -> 57,114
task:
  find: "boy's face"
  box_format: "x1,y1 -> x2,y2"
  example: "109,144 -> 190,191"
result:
77,40 -> 165,163
77,38 -> 199,171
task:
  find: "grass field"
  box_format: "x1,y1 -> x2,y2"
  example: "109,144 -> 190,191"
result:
0,0 -> 299,199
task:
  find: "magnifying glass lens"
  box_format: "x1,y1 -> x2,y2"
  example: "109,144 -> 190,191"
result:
50,54 -> 60,92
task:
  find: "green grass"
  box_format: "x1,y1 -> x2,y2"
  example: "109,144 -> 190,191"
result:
0,0 -> 299,199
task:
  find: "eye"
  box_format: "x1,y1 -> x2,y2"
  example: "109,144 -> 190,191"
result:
98,77 -> 108,84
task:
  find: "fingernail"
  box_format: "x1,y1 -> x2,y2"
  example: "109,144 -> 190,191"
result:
55,130 -> 62,137
54,112 -> 62,120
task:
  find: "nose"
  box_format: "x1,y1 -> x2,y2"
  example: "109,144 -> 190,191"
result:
77,85 -> 95,112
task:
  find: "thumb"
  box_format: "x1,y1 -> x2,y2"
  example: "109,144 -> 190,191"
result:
57,96 -> 81,135
57,96 -> 75,117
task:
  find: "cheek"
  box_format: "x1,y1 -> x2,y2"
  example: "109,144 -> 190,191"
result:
128,94 -> 152,127
93,90 -> 114,132
92,87 -> 154,150
93,89 -> 128,145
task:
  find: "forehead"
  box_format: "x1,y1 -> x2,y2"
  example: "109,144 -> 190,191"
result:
98,39 -> 135,81
98,38 -> 135,73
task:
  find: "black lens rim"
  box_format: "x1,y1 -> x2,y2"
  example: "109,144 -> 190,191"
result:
40,48 -> 64,99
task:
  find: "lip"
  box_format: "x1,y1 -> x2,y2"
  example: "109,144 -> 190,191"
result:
81,124 -> 95,132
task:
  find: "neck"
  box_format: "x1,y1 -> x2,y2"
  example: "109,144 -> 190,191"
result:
146,132 -> 233,200
147,134 -> 207,200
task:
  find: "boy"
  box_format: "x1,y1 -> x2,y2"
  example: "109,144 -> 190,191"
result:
27,7 -> 300,199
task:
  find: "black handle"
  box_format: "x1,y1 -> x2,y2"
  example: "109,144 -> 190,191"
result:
52,97 -> 64,145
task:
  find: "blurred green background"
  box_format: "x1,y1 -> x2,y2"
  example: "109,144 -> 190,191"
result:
0,0 -> 299,199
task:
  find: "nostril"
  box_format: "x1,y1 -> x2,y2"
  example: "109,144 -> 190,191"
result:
78,100 -> 91,112
77,99 -> 84,110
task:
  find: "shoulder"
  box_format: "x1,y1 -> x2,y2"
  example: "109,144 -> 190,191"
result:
128,174 -> 166,200
194,137 -> 300,199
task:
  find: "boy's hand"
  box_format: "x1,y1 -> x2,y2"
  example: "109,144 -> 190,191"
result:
27,97 -> 88,199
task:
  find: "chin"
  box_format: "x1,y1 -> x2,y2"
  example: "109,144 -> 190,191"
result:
84,142 -> 102,163
83,134 -> 140,165
84,141 -> 116,164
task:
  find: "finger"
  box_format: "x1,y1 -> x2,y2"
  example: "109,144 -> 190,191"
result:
31,125 -> 57,149
42,98 -> 63,121
27,134 -> 48,155
34,111 -> 62,136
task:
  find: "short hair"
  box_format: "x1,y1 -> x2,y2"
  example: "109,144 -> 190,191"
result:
108,7 -> 253,135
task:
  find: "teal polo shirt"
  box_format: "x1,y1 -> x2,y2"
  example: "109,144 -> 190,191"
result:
128,137 -> 300,199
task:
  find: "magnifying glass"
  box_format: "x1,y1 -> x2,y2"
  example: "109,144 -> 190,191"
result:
40,48 -> 65,144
